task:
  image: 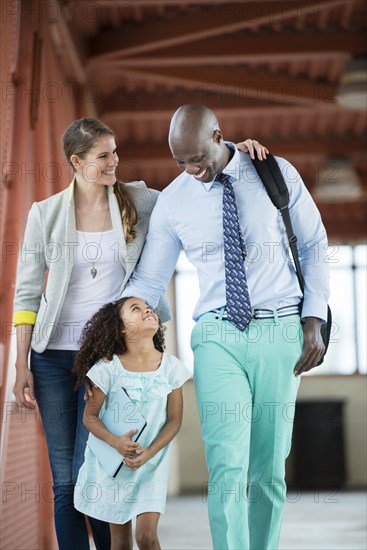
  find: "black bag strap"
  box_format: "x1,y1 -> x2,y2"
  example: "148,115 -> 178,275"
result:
251,153 -> 305,294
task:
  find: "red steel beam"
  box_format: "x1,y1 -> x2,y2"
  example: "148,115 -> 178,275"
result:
107,31 -> 366,68
90,0 -> 349,60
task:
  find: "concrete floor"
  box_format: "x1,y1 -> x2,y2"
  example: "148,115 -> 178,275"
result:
90,491 -> 366,549
154,492 -> 366,550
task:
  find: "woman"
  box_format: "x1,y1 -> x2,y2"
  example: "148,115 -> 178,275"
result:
12,117 -> 267,549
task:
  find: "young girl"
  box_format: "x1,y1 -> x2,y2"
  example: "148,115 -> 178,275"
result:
73,296 -> 191,550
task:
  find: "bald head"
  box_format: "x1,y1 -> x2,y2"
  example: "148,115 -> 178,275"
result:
169,105 -> 219,147
168,105 -> 231,183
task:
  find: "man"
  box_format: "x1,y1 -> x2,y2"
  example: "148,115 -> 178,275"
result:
121,105 -> 329,549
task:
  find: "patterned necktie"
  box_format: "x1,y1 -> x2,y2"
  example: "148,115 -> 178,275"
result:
217,172 -> 252,331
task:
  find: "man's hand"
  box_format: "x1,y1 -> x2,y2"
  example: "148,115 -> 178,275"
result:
13,364 -> 36,409
294,317 -> 325,376
236,139 -> 269,160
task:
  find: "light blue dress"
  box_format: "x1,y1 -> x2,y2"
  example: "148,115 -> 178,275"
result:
74,353 -> 191,524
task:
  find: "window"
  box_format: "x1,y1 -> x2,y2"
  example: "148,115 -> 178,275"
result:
175,253 -> 199,374
175,245 -> 367,375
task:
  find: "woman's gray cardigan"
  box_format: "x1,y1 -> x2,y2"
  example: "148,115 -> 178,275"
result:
13,180 -> 171,352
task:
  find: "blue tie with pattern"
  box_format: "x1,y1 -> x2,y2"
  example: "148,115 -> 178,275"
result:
217,172 -> 252,331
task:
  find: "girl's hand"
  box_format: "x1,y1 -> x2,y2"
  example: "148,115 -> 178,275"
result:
124,447 -> 153,470
113,429 -> 141,458
236,139 -> 269,160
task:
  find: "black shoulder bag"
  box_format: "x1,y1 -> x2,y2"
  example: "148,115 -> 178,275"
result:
251,153 -> 332,366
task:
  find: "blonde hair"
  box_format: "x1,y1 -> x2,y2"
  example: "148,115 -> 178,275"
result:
62,118 -> 137,242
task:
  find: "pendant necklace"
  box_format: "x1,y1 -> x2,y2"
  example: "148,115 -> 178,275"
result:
78,207 -> 109,279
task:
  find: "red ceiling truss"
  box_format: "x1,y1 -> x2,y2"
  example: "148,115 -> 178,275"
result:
59,0 -> 367,240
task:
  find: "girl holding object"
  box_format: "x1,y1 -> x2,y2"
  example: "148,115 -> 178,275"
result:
73,296 -> 191,550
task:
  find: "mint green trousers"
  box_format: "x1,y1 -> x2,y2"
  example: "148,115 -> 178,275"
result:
191,312 -> 302,550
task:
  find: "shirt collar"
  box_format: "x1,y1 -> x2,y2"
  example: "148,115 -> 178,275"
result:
69,177 -> 75,202
222,142 -> 241,180
201,141 -> 240,191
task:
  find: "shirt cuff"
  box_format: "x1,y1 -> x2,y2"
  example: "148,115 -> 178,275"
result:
13,311 -> 37,326
300,300 -> 328,324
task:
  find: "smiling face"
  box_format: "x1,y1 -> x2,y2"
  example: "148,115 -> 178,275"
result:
120,297 -> 159,336
171,129 -> 228,183
169,105 -> 231,183
71,135 -> 119,186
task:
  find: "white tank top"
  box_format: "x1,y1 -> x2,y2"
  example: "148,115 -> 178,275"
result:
47,230 -> 125,350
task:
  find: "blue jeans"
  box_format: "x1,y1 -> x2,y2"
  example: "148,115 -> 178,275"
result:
30,349 -> 111,550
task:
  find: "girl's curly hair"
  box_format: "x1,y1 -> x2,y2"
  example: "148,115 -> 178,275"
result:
72,297 -> 166,388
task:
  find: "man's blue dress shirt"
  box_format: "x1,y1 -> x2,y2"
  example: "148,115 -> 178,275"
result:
122,143 -> 329,322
